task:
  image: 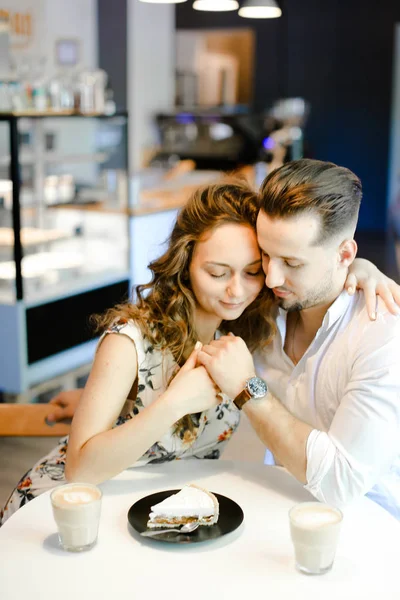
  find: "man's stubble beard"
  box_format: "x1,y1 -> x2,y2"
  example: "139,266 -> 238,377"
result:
277,267 -> 335,313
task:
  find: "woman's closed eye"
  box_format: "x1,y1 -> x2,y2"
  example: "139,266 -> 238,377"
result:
209,269 -> 262,279
284,261 -> 302,269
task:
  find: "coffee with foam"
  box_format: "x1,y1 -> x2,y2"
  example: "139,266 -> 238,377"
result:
289,502 -> 343,575
51,483 -> 102,552
52,485 -> 101,508
290,504 -> 342,529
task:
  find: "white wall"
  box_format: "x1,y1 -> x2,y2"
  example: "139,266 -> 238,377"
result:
43,0 -> 98,76
176,30 -> 205,72
3,0 -> 97,75
127,0 -> 175,172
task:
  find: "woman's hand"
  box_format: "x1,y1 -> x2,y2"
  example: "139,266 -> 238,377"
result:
47,389 -> 83,423
346,258 -> 400,320
197,334 -> 255,400
166,344 -> 220,416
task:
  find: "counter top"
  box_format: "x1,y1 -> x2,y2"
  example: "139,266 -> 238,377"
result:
48,189 -> 193,217
48,166 -> 255,217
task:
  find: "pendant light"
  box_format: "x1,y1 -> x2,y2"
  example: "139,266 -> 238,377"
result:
238,0 -> 282,19
139,0 -> 188,4
193,0 -> 239,12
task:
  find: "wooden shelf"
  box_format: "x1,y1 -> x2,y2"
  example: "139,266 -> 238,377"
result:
0,111 -> 127,119
48,188 -> 194,217
0,151 -> 110,167
0,227 -> 70,248
48,202 -> 130,216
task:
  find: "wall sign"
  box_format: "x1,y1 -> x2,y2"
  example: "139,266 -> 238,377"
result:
55,38 -> 80,67
0,0 -> 44,50
0,7 -> 32,48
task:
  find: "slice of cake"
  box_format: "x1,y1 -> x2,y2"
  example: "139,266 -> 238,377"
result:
147,484 -> 219,529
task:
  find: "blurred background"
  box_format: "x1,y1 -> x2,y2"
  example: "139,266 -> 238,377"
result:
0,0 -> 400,493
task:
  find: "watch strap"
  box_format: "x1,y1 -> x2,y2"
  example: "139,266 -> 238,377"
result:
233,388 -> 251,410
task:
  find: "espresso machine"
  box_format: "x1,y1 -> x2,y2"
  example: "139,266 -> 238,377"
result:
150,109 -> 268,171
260,98 -> 310,166
151,99 -> 309,174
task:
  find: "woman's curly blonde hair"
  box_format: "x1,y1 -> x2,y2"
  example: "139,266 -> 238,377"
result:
94,179 -> 276,354
92,179 -> 277,431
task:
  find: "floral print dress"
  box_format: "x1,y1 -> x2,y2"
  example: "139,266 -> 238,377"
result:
0,320 -> 240,526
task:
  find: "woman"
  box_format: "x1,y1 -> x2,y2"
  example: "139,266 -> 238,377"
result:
1,180 -> 398,524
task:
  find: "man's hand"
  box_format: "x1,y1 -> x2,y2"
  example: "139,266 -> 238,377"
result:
197,334 -> 256,399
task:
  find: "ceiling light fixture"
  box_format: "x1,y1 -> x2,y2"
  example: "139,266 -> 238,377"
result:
238,0 -> 282,19
139,0 -> 188,4
193,0 -> 239,12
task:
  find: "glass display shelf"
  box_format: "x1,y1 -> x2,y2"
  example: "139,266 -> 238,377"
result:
0,113 -> 130,395
0,113 -> 129,305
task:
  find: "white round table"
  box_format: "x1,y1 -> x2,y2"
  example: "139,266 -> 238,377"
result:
1,460 -> 399,600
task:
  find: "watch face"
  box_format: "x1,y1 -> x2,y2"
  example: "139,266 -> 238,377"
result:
247,377 -> 268,399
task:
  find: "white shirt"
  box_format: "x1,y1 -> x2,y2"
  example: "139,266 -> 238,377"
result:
255,290 -> 400,519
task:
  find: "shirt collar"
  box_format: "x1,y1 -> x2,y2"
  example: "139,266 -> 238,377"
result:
321,290 -> 353,330
276,289 -> 353,339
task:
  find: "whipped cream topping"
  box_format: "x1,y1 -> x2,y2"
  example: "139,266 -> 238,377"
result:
150,486 -> 215,519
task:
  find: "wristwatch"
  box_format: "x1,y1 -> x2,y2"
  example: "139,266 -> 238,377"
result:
233,376 -> 268,410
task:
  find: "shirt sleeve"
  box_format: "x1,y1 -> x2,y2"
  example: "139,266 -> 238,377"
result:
304,311 -> 400,508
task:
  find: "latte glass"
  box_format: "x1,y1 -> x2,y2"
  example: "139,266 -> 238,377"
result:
51,483 -> 102,552
289,501 -> 343,575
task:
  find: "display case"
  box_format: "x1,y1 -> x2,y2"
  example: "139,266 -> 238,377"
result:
0,113 -> 130,395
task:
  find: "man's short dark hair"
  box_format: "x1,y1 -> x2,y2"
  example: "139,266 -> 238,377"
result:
259,159 -> 362,244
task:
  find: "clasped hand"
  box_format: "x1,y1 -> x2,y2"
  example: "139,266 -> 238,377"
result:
169,335 -> 254,414
46,339 -> 250,425
166,344 -> 222,415
197,334 -> 255,401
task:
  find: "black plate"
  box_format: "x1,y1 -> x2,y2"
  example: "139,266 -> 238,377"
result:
128,489 -> 244,544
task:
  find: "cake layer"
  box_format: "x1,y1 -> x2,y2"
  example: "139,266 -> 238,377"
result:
147,515 -> 215,529
147,484 -> 219,529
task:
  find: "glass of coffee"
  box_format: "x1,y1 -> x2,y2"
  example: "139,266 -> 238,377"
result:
289,501 -> 343,575
51,483 -> 102,552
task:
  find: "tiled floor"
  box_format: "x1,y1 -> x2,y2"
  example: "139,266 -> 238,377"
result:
0,437 -> 56,508
0,413 -> 266,510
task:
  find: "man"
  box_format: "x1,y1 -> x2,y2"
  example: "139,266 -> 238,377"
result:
197,159 -> 400,519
